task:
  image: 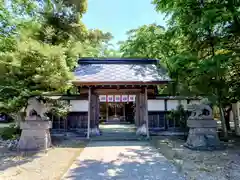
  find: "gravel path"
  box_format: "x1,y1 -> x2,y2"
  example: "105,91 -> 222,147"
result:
0,139 -> 85,180
62,141 -> 186,180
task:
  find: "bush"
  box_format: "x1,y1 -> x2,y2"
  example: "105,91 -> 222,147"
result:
167,105 -> 189,139
99,119 -> 105,124
0,124 -> 21,140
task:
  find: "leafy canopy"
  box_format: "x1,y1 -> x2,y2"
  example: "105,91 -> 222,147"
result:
0,0 -> 113,113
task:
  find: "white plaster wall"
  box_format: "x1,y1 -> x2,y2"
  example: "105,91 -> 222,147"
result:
230,111 -> 234,122
167,100 -> 179,111
230,102 -> 240,122
189,100 -> 200,104
180,100 -> 188,110
148,100 -> 165,111
69,100 -> 88,112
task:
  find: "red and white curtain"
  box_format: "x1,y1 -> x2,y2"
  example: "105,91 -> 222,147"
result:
99,95 -> 136,102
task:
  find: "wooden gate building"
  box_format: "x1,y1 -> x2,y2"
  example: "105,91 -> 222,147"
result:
71,58 -> 171,138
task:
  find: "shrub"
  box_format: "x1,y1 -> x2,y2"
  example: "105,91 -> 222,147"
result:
167,105 -> 189,139
0,124 -> 21,140
99,119 -> 105,124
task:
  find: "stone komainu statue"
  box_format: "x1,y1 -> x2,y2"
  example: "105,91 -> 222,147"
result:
25,97 -> 50,120
185,103 -> 222,150
187,104 -> 213,120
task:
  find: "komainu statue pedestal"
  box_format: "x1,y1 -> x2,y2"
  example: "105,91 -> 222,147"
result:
17,120 -> 52,151
17,97 -> 52,151
184,104 -> 223,150
136,123 -> 147,136
90,126 -> 101,136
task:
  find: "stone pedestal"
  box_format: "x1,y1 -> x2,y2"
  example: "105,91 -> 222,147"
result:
184,119 -> 222,150
90,127 -> 101,136
136,123 -> 147,136
17,120 -> 52,151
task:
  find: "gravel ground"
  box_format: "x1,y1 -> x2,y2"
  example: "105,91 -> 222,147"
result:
151,136 -> 240,180
0,137 -> 86,180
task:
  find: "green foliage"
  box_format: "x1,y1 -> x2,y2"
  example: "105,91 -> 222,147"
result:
47,99 -> 71,118
0,124 -> 21,140
151,0 -> 240,99
119,0 -> 240,137
120,24 -> 171,59
167,105 -> 188,131
120,0 -> 240,104
0,0 -> 113,115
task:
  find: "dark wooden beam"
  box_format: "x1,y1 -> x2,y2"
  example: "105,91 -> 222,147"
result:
92,88 -> 155,95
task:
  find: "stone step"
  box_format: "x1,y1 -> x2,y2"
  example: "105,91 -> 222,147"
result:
103,121 -> 131,125
91,136 -> 142,141
99,133 -> 136,137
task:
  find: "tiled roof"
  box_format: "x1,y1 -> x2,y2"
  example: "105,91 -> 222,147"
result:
73,59 -> 171,84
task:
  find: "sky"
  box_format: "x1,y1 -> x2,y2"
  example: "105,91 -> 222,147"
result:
82,0 -> 166,48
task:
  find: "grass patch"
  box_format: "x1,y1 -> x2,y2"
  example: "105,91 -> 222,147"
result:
0,124 -> 21,140
0,123 -> 13,134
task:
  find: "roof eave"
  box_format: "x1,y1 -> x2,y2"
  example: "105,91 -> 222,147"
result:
71,80 -> 171,86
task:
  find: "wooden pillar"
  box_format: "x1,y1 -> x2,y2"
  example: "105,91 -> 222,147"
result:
87,87 -> 91,139
135,94 -> 140,126
92,94 -> 96,128
96,95 -> 100,127
106,102 -> 108,121
145,87 -> 149,138
140,93 -> 145,125
139,94 -> 142,125
164,99 -> 168,130
123,103 -> 126,121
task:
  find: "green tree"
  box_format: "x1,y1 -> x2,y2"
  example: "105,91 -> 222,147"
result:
0,0 -> 113,117
120,0 -> 240,137
152,0 -> 240,137
119,24 -> 196,96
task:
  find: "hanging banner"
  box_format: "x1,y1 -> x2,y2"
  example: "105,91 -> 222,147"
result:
99,95 -> 136,102
99,95 -> 107,102
107,95 -> 114,102
114,95 -> 121,102
128,95 -> 135,102
121,95 -> 128,102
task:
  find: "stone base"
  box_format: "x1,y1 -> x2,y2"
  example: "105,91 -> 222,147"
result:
187,119 -> 217,128
136,124 -> 147,136
89,127 -> 101,136
17,120 -> 52,151
184,127 -> 223,150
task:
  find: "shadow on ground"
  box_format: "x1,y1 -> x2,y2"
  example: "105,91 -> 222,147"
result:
63,141 -> 185,180
0,136 -> 86,172
0,148 -> 41,171
151,136 -> 240,180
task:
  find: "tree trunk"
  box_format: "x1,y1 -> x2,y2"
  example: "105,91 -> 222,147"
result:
232,102 -> 240,136
219,104 -> 228,138
224,107 -> 232,131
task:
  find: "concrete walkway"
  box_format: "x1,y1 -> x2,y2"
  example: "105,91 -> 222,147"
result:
61,141 -> 186,180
